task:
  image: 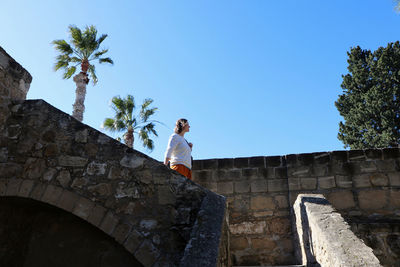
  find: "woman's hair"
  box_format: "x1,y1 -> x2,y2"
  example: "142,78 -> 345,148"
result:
174,118 -> 188,134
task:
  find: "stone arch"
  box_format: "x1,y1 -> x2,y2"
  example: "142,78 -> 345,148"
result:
0,178 -> 144,256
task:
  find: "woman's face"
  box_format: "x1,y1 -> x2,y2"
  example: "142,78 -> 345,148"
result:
183,122 -> 190,133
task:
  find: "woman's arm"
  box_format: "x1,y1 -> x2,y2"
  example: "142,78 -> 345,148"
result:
164,135 -> 178,165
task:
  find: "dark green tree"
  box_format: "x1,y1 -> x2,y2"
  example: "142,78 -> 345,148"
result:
335,42 -> 400,149
102,95 -> 161,151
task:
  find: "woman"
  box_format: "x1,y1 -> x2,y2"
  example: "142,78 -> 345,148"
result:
164,118 -> 193,179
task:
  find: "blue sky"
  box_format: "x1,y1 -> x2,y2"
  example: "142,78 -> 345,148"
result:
1,0 -> 399,161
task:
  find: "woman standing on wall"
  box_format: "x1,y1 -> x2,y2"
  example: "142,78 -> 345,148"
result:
164,118 -> 193,179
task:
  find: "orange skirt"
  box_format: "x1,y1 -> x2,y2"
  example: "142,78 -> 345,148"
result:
171,164 -> 192,180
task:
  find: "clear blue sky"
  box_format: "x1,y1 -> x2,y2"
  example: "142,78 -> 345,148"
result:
1,1 -> 399,161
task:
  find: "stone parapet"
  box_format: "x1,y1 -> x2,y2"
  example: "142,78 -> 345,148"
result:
293,194 -> 381,266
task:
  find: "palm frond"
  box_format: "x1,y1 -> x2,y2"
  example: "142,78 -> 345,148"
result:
88,64 -> 98,85
103,118 -> 117,131
125,95 -> 135,115
63,66 -> 77,79
68,25 -> 83,50
138,129 -> 154,151
99,57 -> 114,65
52,39 -> 73,55
92,49 -> 108,59
97,34 -> 108,47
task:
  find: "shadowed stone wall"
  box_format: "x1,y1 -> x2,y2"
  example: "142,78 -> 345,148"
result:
193,149 -> 400,266
0,46 -> 228,267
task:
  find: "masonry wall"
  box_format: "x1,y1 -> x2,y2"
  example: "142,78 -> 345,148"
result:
192,149 -> 400,266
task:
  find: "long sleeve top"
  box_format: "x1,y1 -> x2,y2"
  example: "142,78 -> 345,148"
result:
164,133 -> 192,169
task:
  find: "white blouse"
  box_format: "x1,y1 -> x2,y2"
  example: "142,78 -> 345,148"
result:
164,133 -> 192,169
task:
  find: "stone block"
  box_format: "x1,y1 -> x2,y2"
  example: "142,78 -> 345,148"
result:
275,195 -> 289,208
253,211 -> 274,217
336,175 -> 353,188
300,178 -> 317,190
376,160 -> 398,172
135,240 -> 160,267
268,217 -> 291,234
327,191 -> 355,210
234,157 -> 249,168
191,159 -> 203,170
365,149 -> 382,159
203,159 -> 217,169
358,190 -> 387,210
382,148 -> 400,159
72,196 -> 95,220
58,156 -> 88,167
43,143 -> 58,157
390,190 -> 400,208
318,176 -> 336,189
124,230 -> 144,253
288,166 -> 311,177
18,179 -> 34,197
100,211 -> 119,235
268,179 -> 288,192
217,182 -> 233,195
285,154 -> 298,166
84,143 -> 98,157
266,156 -> 283,167
250,180 -> 267,193
113,223 -> 132,243
230,236 -> 249,250
30,183 -> 47,200
251,237 -> 276,249
234,180 -> 250,193
229,221 -> 266,235
353,174 -> 371,188
75,129 -> 88,143
56,170 -> 71,187
87,204 -> 107,227
388,172 -> 400,186
24,158 -> 46,179
88,183 -> 112,197
297,153 -> 314,165
348,150 -> 365,161
251,195 -> 275,210
42,168 -> 57,182
192,170 -> 213,182
249,156 -> 265,168
314,152 -> 330,164
231,195 -> 250,212
86,161 -> 107,175
57,190 -> 79,211
352,161 -> 377,173
313,165 -> 328,176
288,178 -> 300,191
0,147 -> 7,163
217,158 -> 234,169
274,167 -> 288,178
242,168 -> 258,179
5,178 -> 22,196
41,185 -> 63,206
369,173 -> 389,186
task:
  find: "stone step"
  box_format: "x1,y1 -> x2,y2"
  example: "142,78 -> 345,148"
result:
233,266 -> 305,267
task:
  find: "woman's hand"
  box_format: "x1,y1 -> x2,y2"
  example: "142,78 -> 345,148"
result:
188,143 -> 193,150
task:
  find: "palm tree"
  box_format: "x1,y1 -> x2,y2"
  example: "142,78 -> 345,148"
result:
52,25 -> 113,122
102,95 -> 161,151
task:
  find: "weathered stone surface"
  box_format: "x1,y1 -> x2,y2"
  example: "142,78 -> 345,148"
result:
336,175 -> 353,188
86,161 -> 107,176
370,173 -> 389,186
72,196 -> 95,220
75,129 -> 88,143
0,147 -> 7,162
234,180 -> 250,193
0,163 -> 22,178
300,178 -> 317,190
230,236 -> 248,250
268,179 -> 288,192
58,156 -> 88,167
275,195 -> 288,208
5,178 -> 22,196
390,190 -> 400,208
318,176 -> 336,189
124,230 -> 144,253
250,196 -> 275,210
388,172 -> 400,186
135,240 -> 160,266
250,180 -> 267,193
42,168 -> 57,182
41,185 -> 63,205
57,190 -> 78,212
229,221 -> 266,235
18,179 -> 34,197
71,177 -> 87,189
358,190 -> 388,210
251,237 -> 276,249
353,174 -> 371,188
217,181 -> 233,194
120,155 -> 145,169
24,158 -> 46,179
56,170 -> 71,187
88,183 -> 112,197
113,223 -> 132,243
327,191 -> 355,210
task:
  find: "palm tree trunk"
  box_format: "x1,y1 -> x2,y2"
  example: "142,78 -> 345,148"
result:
124,126 -> 134,148
72,72 -> 89,122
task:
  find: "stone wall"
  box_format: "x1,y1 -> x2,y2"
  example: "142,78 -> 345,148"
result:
293,194 -> 380,266
192,149 -> 400,265
0,46 -> 228,267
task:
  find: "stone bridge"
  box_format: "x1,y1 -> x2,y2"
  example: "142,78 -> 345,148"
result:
0,46 -> 228,266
